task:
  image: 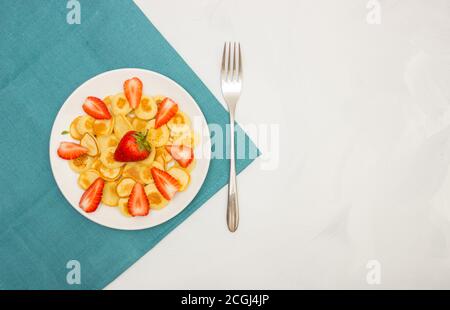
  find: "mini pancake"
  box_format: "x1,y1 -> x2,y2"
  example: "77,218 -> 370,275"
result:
99,164 -> 122,181
167,111 -> 191,131
151,161 -> 164,171
146,119 -> 169,147
168,167 -> 190,191
76,115 -> 95,136
122,163 -> 142,182
91,157 -> 102,172
111,93 -> 132,115
93,117 -> 114,136
80,133 -> 99,156
102,181 -> 119,206
118,198 -> 131,217
113,114 -> 133,140
132,118 -> 148,132
100,146 -> 125,169
68,154 -> 95,173
97,134 -> 119,152
77,169 -> 100,190
170,129 -> 194,147
138,165 -> 153,184
135,96 -> 157,120
153,95 -> 166,105
144,183 -> 168,210
116,178 -> 136,197
70,116 -> 83,140
156,147 -> 172,162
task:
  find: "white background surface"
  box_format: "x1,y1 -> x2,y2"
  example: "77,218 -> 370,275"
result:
107,0 -> 450,289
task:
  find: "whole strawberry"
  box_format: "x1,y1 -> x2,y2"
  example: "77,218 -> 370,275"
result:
114,130 -> 152,162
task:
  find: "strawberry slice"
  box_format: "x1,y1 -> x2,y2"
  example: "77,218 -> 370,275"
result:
57,142 -> 88,160
127,183 -> 150,216
165,145 -> 194,168
155,98 -> 178,128
151,167 -> 180,200
124,77 -> 143,109
79,178 -> 104,213
82,96 -> 111,119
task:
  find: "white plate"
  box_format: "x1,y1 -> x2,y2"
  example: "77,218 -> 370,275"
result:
49,68 -> 211,230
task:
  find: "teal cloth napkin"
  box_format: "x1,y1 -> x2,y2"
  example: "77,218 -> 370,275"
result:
0,0 -> 257,289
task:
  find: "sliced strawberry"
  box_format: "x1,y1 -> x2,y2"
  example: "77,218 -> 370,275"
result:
114,131 -> 151,162
155,98 -> 178,128
127,183 -> 150,216
57,142 -> 88,160
124,77 -> 143,109
79,178 -> 104,213
82,96 -> 111,119
151,168 -> 180,200
165,145 -> 194,168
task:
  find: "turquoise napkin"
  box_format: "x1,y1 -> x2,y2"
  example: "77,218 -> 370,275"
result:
0,0 -> 257,289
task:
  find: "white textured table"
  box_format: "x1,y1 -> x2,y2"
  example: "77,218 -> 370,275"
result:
107,0 -> 450,289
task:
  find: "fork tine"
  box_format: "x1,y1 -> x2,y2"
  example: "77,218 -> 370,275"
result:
221,42 -> 227,78
238,43 -> 242,80
227,42 -> 231,81
232,42 -> 237,81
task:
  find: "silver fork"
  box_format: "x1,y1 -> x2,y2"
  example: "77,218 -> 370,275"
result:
221,42 -> 242,232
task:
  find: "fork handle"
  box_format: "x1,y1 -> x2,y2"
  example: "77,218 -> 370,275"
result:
227,113 -> 239,232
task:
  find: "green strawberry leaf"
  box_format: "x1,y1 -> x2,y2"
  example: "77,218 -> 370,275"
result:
61,130 -> 69,135
134,131 -> 152,153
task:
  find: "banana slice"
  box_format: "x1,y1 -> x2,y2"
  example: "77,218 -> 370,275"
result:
80,133 -> 99,156
111,93 -> 132,115
151,161 -> 164,171
118,198 -> 131,217
69,154 -> 95,173
77,169 -> 100,190
144,183 -> 168,210
70,116 -> 83,140
114,114 -> 133,140
116,177 -> 136,197
146,119 -> 169,147
167,111 -> 191,131
135,96 -> 157,120
102,181 -> 119,206
99,164 -> 122,181
100,146 -> 124,169
168,167 -> 190,191
76,115 -> 95,136
138,165 -> 153,184
132,118 -> 148,132
93,117 -> 114,136
97,134 -> 119,152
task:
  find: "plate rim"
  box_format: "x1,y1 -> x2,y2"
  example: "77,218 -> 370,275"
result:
49,68 -> 211,230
